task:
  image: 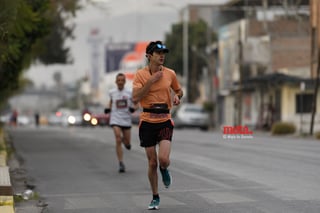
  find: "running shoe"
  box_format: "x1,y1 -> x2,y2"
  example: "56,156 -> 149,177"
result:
119,162 -> 125,173
148,198 -> 160,210
159,167 -> 172,188
124,143 -> 131,150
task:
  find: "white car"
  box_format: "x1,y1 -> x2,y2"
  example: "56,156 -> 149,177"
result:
67,110 -> 83,126
0,113 -> 31,126
172,103 -> 210,131
48,113 -> 65,126
0,114 -> 10,123
17,115 -> 31,126
48,109 -> 82,127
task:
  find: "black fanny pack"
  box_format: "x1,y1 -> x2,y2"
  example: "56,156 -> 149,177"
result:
143,108 -> 169,114
143,103 -> 169,114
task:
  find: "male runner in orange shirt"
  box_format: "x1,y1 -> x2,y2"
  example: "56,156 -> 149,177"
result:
132,40 -> 183,210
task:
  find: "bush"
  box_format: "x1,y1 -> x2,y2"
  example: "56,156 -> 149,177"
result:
271,122 -> 296,135
203,101 -> 214,112
314,131 -> 320,139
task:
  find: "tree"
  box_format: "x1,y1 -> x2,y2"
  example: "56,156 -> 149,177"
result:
165,19 -> 217,102
34,0 -> 81,64
0,0 -> 81,109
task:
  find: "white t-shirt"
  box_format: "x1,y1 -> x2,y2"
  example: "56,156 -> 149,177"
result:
109,87 -> 133,127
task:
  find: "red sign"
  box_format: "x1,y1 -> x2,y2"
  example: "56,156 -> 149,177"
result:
223,126 -> 253,135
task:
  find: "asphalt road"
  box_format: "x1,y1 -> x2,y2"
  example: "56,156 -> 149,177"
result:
6,125 -> 320,213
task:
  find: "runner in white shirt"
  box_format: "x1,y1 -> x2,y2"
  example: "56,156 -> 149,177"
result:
107,73 -> 135,173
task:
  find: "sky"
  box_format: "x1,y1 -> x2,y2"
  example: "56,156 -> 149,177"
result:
24,0 -> 229,88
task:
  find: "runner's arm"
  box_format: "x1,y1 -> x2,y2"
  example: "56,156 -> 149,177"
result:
104,99 -> 112,114
173,89 -> 183,105
175,89 -> 183,100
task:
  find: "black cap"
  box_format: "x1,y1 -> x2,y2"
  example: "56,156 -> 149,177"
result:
146,41 -> 169,54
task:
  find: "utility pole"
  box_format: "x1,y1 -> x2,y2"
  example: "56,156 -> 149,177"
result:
88,28 -> 102,104
191,43 -> 216,128
309,0 -> 319,135
237,25 -> 243,126
183,7 -> 189,103
300,82 -> 305,134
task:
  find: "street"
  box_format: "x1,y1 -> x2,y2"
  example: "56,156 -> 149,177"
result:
6,125 -> 320,213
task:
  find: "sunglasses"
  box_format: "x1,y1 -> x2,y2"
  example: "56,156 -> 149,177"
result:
148,43 -> 167,54
155,44 -> 166,49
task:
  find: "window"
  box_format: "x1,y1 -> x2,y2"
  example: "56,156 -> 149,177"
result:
296,94 -> 314,113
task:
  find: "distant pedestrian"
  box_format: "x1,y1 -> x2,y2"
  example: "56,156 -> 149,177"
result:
107,73 -> 136,173
10,109 -> 18,127
34,112 -> 40,127
132,40 -> 183,210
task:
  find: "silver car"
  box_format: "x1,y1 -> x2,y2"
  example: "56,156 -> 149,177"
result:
172,103 -> 209,131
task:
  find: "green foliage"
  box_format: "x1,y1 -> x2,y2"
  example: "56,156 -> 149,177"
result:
14,191 -> 40,203
0,0 -> 81,109
271,122 -> 296,135
203,101 -> 214,112
164,19 -> 217,102
165,20 -> 216,77
164,23 -> 183,76
0,0 -> 45,108
14,194 -> 24,203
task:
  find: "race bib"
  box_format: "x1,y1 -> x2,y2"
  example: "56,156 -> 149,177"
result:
116,99 -> 128,109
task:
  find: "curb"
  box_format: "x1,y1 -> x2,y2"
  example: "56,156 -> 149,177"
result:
0,129 -> 15,213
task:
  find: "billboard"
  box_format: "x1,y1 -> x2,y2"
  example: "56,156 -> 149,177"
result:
105,41 -> 148,73
218,20 -> 243,91
105,42 -> 135,73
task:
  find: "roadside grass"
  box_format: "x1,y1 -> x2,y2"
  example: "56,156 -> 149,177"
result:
0,126 -> 13,157
14,191 -> 40,203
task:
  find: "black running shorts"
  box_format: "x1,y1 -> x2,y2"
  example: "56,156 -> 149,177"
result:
110,124 -> 131,130
139,120 -> 174,147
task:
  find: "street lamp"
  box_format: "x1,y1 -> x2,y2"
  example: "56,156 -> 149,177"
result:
156,2 -> 189,102
182,8 -> 189,103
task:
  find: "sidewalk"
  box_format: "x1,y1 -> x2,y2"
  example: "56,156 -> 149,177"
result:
3,127 -> 48,213
0,128 -> 15,213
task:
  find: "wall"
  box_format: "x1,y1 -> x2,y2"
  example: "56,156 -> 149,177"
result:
281,84 -> 320,133
271,37 -> 310,71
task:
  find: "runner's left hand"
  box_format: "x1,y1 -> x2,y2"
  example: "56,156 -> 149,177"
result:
173,95 -> 181,106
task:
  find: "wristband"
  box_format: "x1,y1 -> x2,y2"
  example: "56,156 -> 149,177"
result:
129,107 -> 135,113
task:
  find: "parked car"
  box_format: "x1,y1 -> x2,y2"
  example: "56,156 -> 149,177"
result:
66,110 -> 83,126
172,103 -> 209,131
82,105 -> 110,127
92,112 -> 110,126
0,113 -> 31,126
48,108 -> 81,127
17,115 -> 31,126
47,111 -> 68,126
0,113 -> 10,124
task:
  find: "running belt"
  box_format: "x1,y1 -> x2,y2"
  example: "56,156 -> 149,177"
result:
143,108 -> 169,114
